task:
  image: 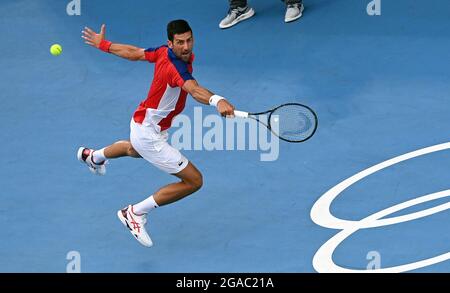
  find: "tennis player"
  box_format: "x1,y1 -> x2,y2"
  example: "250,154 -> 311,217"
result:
78,20 -> 235,247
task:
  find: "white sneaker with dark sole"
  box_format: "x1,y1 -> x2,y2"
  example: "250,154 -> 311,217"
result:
285,3 -> 304,23
219,6 -> 255,29
117,205 -> 153,247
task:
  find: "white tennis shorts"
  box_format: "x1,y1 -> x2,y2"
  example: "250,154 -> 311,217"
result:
130,119 -> 189,174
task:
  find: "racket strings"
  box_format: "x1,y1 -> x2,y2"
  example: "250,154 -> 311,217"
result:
269,104 -> 317,142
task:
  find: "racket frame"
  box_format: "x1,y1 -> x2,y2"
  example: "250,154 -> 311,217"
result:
233,103 -> 318,143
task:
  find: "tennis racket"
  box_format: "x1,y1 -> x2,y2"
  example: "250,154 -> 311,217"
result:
233,103 -> 318,143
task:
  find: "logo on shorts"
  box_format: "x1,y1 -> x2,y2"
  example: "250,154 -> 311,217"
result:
178,161 -> 184,166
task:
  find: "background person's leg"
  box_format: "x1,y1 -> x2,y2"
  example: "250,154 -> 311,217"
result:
229,0 -> 248,9
285,0 -> 302,5
220,0 -> 254,29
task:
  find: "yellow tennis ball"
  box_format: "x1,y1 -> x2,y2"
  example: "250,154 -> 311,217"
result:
50,44 -> 62,56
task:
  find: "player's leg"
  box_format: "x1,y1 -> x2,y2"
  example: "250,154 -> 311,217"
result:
118,121 -> 204,246
152,162 -> 203,206
103,140 -> 142,159
118,161 -> 202,247
123,162 -> 202,216
130,130 -> 202,213
77,140 -> 140,175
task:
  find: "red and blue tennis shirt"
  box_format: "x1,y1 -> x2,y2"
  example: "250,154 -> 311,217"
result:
133,45 -> 195,132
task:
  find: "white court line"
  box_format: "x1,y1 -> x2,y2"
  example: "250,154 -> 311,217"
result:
310,142 -> 450,272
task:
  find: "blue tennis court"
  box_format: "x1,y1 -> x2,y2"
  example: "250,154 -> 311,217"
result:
0,0 -> 449,272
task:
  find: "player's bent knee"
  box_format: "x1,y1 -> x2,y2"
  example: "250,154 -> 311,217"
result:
188,173 -> 203,191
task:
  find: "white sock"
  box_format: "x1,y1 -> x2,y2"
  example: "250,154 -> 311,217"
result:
133,195 -> 159,215
92,148 -> 106,164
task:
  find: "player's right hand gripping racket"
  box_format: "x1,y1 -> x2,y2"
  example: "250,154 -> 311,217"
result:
233,103 -> 318,143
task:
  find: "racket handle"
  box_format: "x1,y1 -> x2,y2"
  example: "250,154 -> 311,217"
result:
233,110 -> 249,118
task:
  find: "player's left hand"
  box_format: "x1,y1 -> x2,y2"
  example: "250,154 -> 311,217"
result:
82,24 -> 106,48
217,99 -> 235,117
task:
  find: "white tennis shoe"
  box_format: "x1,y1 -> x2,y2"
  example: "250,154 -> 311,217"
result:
77,147 -> 107,176
117,205 -> 153,247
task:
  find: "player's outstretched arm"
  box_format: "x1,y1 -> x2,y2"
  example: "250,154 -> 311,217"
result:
183,80 -> 235,117
82,24 -> 146,61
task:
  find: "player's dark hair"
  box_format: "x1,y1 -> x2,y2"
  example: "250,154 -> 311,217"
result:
167,19 -> 192,41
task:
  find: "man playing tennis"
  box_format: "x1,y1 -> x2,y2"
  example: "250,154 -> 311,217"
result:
78,20 -> 235,247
